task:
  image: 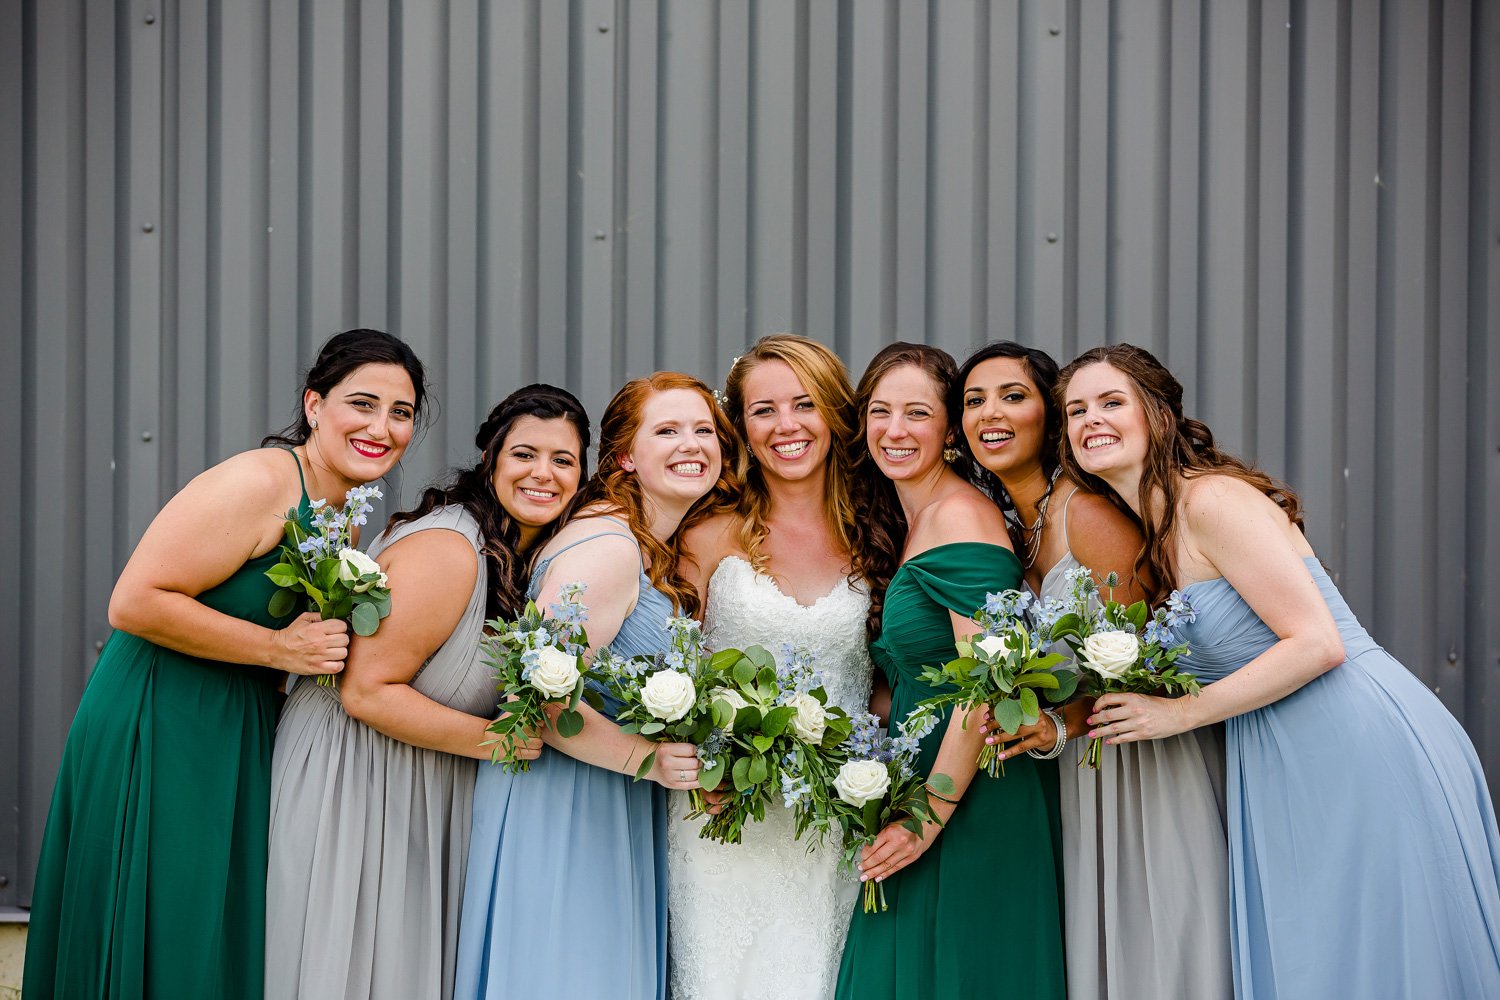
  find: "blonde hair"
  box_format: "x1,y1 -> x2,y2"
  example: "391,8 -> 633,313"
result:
722,335 -> 863,579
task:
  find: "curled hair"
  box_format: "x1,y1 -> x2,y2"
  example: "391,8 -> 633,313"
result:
720,335 -> 866,587
384,385 -> 591,620
950,341 -> 1062,551
263,329 -> 430,447
1056,344 -> 1303,601
569,372 -> 742,618
851,342 -> 964,642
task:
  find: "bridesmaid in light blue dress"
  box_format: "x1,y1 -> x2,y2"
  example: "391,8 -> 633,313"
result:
454,372 -> 738,1000
1059,344 -> 1500,999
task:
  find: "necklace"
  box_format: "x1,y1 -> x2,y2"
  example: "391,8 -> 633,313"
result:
1003,467 -> 1062,568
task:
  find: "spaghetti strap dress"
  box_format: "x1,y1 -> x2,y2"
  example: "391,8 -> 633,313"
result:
23,448 -> 310,1000
835,541 -> 1066,1000
453,517 -> 674,1000
265,504 -> 495,999
1043,489 -> 1233,1000
1182,557 -> 1500,998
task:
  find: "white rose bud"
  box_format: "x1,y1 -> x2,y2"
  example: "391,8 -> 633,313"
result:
974,634 -> 1006,659
787,692 -> 827,743
640,670 -> 697,722
833,759 -> 892,807
528,646 -> 581,699
1081,631 -> 1140,680
337,547 -> 383,593
709,687 -> 750,731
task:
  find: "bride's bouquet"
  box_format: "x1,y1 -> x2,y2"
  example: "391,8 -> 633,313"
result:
825,710 -> 952,913
691,643 -> 855,845
1043,567 -> 1200,769
478,582 -> 592,772
913,590 -> 1078,776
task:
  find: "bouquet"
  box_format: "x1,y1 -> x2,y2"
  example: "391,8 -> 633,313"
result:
914,590 -> 1078,776
1042,567 -> 1200,769
599,621 -> 853,844
264,485 -> 391,686
690,643 -> 854,845
478,581 -> 592,772
826,710 -> 952,913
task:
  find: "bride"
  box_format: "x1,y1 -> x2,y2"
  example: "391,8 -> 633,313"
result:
671,335 -> 877,1000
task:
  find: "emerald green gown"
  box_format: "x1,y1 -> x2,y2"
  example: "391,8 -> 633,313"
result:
23,451 -> 309,1000
834,542 -> 1066,1000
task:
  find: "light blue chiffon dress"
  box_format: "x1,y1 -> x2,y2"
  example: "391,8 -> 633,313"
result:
453,519 -> 672,1000
1180,556 -> 1500,998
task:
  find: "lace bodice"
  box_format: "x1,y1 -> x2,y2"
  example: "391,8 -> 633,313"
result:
667,556 -> 874,1000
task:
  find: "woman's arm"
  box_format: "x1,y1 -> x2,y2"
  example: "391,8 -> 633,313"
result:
526,530 -> 702,790
1088,477 -> 1345,744
335,527 -> 539,761
107,449 -> 350,677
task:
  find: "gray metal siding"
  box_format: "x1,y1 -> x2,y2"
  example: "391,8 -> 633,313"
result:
4,0 -> 1495,907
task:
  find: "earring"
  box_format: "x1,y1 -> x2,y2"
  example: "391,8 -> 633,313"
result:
942,445 -> 959,463
310,418 -> 319,430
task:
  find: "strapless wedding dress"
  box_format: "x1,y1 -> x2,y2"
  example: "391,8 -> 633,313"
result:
667,556 -> 874,1000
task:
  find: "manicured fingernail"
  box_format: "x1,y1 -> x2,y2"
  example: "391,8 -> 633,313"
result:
875,876 -> 884,883
859,874 -> 868,882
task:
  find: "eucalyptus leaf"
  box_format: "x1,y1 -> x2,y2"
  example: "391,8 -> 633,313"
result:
732,756 -> 753,792
555,708 -> 584,738
267,588 -> 297,618
351,602 -> 380,636
699,757 -> 727,790
995,698 -> 1024,734
748,754 -> 768,785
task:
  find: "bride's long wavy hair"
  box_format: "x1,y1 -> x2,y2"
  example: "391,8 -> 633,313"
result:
569,372 -> 741,618
1056,344 -> 1303,601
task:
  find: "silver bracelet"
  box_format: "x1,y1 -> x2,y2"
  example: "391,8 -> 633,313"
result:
1026,708 -> 1068,760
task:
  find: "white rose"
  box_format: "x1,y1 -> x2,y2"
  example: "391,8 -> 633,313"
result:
787,692 -> 827,743
1081,631 -> 1140,680
337,547 -> 383,592
974,634 -> 1006,659
528,646 -> 581,698
640,670 -> 697,722
709,687 -> 750,730
833,759 -> 892,807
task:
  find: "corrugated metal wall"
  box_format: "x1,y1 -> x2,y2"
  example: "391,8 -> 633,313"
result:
3,0 -> 1495,908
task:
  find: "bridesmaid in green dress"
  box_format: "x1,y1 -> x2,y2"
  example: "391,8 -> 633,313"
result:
835,343 -> 1066,1000
23,329 -> 427,1000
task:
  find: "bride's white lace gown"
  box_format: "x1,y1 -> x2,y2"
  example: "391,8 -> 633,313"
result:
667,556 -> 874,1000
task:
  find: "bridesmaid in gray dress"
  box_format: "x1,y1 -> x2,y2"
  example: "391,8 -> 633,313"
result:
265,385 -> 590,1000
955,343 -> 1232,1000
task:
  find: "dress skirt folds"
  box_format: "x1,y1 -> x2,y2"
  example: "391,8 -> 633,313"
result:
835,542 -> 1066,1000
1180,557 -> 1500,998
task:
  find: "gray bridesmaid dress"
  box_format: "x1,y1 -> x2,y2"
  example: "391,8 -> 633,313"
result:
1042,491 -> 1234,1000
265,505 -> 497,1000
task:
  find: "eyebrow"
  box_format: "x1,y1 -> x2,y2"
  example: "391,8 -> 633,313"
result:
748,393 -> 812,406
507,441 -> 577,459
1064,388 -> 1127,407
966,381 -> 1030,393
344,389 -> 417,409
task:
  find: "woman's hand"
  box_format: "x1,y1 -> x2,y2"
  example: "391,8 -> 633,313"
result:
271,613 -> 350,677
857,817 -> 941,883
647,741 -> 702,790
1087,692 -> 1194,744
978,705 -> 1060,762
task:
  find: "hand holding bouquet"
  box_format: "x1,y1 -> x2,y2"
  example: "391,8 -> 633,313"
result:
915,590 -> 1078,776
479,581 -> 592,772
1042,567 -> 1200,768
264,485 -> 391,686
827,710 -> 952,913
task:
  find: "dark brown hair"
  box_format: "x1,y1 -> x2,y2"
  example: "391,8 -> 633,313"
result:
1056,344 -> 1303,600
384,384 -> 590,620
851,342 -> 964,641
263,329 -> 430,447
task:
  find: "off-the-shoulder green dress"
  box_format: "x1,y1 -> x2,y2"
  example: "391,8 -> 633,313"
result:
835,542 -> 1066,1000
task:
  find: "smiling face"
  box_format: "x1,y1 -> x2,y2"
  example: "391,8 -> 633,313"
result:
961,356 -> 1050,480
1063,361 -> 1152,481
865,364 -> 951,483
622,387 -> 723,510
740,358 -> 832,485
304,362 -> 418,485
491,415 -> 585,549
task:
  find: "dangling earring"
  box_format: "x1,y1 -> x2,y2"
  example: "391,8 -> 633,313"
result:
942,445 -> 959,463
